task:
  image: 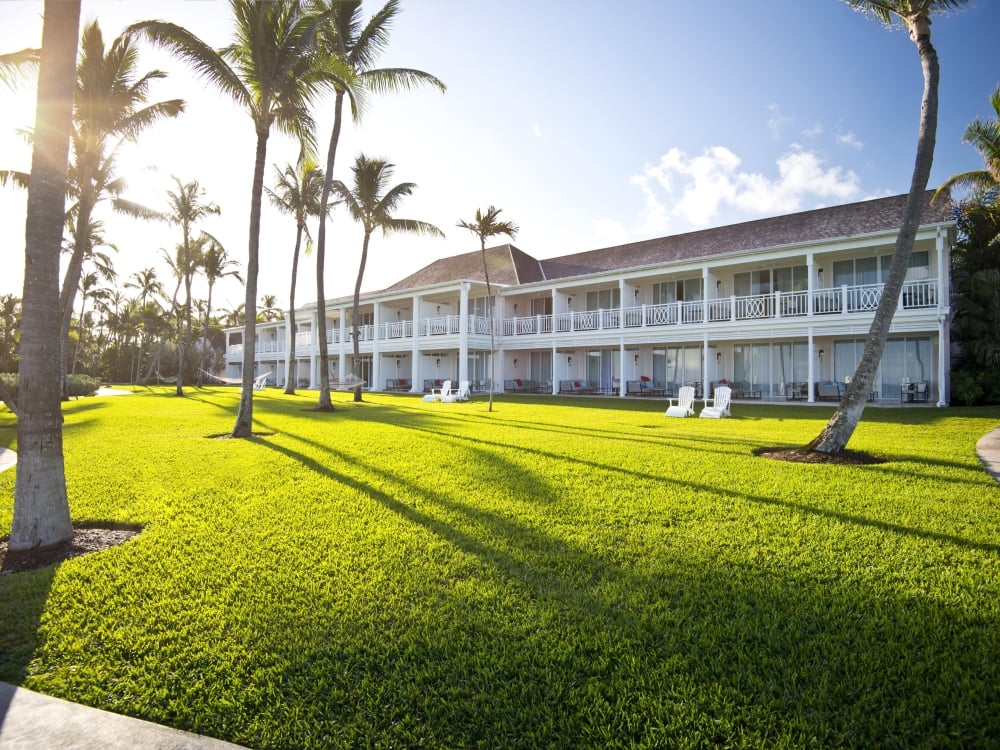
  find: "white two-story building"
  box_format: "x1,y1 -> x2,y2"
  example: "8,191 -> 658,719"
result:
224,191 -> 954,405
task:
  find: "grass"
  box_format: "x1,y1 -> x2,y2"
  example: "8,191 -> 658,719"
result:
1,388 -> 999,749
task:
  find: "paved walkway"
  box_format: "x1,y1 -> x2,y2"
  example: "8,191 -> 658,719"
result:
0,448 -> 13,474
0,683 -> 246,749
976,426 -> 1000,484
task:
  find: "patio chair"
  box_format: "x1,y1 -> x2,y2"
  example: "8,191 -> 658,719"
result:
441,380 -> 471,403
664,386 -> 696,417
700,385 -> 732,418
422,379 -> 452,402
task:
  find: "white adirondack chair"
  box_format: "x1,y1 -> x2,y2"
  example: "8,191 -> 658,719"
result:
700,385 -> 732,418
441,380 -> 471,402
422,379 -> 452,402
664,386 -> 696,417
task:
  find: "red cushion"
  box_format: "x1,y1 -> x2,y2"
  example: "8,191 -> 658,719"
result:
515,378 -> 523,386
574,381 -> 581,387
641,375 -> 650,382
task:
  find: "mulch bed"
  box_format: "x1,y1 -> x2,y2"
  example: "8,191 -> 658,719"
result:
755,447 -> 887,465
1,526 -> 140,575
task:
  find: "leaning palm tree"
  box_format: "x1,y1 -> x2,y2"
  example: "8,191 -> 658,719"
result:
805,0 -> 967,455
163,177 -> 219,395
311,0 -> 445,411
11,0 -> 80,551
266,158 -> 325,394
457,206 -> 519,413
130,0 -> 349,436
124,267 -> 164,383
59,21 -> 183,398
330,154 -> 444,402
934,83 -> 1000,204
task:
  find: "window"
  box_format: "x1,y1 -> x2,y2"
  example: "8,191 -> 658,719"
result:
585,288 -> 620,310
529,350 -> 551,382
734,270 -> 771,297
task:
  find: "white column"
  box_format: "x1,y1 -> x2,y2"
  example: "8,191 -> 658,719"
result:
807,328 -> 816,403
411,294 -> 420,392
372,301 -> 381,391
309,308 -> 319,388
459,283 -> 470,386
283,308 -> 293,388
338,308 -> 347,382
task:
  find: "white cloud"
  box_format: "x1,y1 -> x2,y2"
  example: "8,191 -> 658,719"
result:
533,124 -> 544,138
836,131 -> 864,149
630,145 -> 861,233
766,103 -> 791,141
803,124 -> 823,138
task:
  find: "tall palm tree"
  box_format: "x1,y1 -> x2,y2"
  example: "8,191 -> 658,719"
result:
163,177 -> 218,395
59,21 -> 183,397
806,0 -> 967,454
457,206 -> 519,413
130,0 -> 347,436
11,0 -> 80,551
125,267 -> 163,383
258,294 -> 283,322
311,0 -> 445,411
198,234 -> 242,381
934,84 -> 1000,204
330,154 -> 444,402
266,158 -> 325,394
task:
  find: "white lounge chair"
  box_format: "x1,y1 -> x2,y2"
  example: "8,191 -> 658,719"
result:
441,380 -> 470,403
700,385 -> 732,418
253,371 -> 272,390
422,379 -> 452,402
664,386 -> 695,417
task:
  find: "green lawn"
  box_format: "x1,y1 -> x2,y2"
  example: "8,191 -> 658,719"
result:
1,389 -> 999,749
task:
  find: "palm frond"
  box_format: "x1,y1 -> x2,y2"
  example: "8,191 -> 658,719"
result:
0,170 -> 30,190
0,47 -> 39,90
111,198 -> 167,222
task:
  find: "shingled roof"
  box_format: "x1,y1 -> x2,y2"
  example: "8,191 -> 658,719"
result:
384,243 -> 545,291
382,192 -> 952,291
540,191 -> 953,280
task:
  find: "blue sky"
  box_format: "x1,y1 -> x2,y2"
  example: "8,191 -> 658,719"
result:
1,0 -> 998,314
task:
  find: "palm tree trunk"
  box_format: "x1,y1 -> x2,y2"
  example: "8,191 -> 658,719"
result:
59,196 -> 95,399
807,27 -> 939,454
315,89 -> 346,412
284,224 -> 303,395
480,239 -> 495,412
11,0 -> 80,551
351,232 -> 371,403
232,130 -> 268,437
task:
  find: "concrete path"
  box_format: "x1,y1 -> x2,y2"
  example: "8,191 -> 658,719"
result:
0,448 -> 14,474
0,683 -> 247,750
976,426 -> 1000,484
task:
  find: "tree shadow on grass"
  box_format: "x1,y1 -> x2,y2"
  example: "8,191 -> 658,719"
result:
247,430 -> 1000,747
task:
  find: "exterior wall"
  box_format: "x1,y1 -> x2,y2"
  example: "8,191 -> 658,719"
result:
224,222 -> 953,404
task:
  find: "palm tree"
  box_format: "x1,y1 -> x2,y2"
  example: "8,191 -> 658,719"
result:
457,206 -> 519,412
934,84 -> 1000,203
125,267 -> 163,383
163,177 -> 218,395
259,294 -> 283,322
330,154 -> 444,402
805,0 -> 967,454
11,0 -> 80,551
198,234 -> 242,381
266,158 -> 325,394
311,0 -> 445,411
59,21 -> 183,398
130,0 -> 347,437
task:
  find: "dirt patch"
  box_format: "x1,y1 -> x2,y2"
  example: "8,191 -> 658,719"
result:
1,525 -> 141,575
755,446 -> 887,465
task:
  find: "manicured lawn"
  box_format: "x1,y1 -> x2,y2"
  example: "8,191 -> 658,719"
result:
1,389 -> 999,749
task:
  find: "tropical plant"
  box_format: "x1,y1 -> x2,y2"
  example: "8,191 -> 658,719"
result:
0,294 -> 21,373
311,0 -> 444,411
125,267 -> 164,383
58,20 -> 183,398
934,83 -> 1000,203
258,294 -> 283,322
806,0 -> 968,454
130,0 -> 346,436
11,0 -> 81,551
331,154 -> 444,402
163,177 -> 218,395
457,206 -> 519,412
266,158 -> 325,394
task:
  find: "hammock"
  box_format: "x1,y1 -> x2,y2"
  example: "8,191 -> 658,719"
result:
155,371 -> 178,384
329,374 -> 367,391
200,370 -> 272,389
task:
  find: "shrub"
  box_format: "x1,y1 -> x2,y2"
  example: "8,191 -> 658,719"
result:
0,373 -> 101,402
